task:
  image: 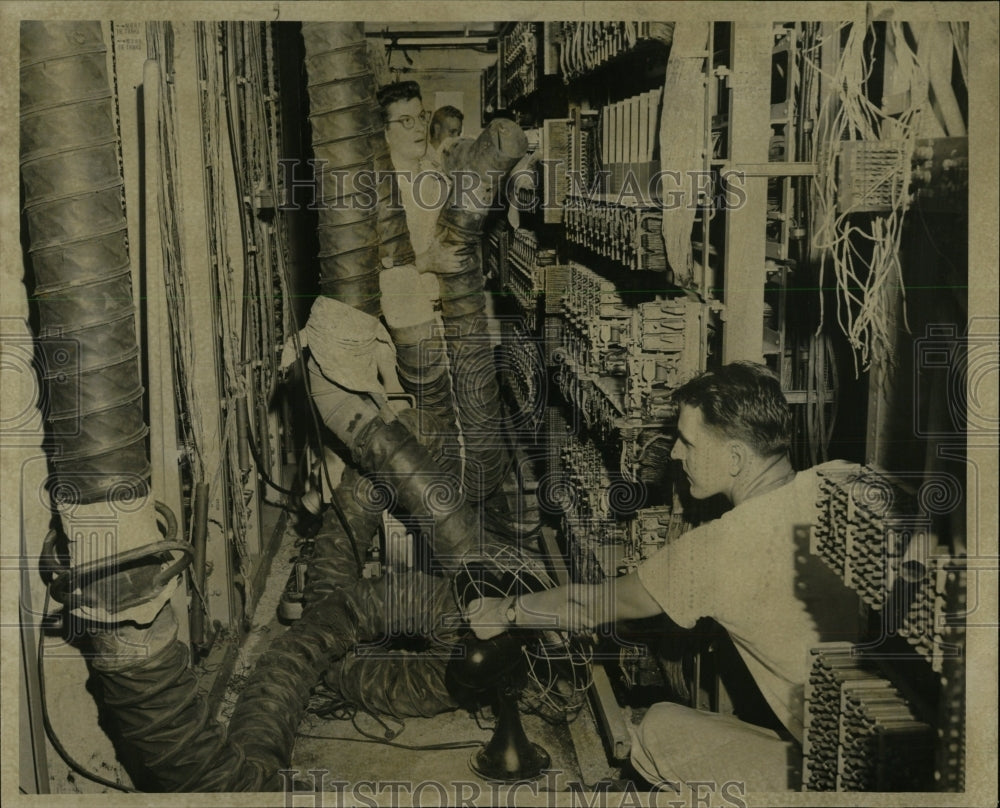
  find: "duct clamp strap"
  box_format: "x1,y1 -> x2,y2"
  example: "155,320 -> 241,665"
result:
47,540 -> 193,615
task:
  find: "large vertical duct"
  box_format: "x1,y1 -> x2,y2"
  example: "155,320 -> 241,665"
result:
300,22 -> 478,568
20,21 -> 176,615
436,122 -> 528,503
20,21 -> 149,508
371,132 -> 415,268
302,22 -> 383,316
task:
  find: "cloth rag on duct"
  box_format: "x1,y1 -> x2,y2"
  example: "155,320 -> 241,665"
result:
295,296 -> 399,394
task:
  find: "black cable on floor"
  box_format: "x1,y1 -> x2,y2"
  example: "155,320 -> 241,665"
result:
295,732 -> 485,752
37,590 -> 137,794
245,424 -> 298,498
304,691 -> 486,751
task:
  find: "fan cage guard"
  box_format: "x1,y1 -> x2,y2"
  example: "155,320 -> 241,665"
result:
454,544 -> 594,721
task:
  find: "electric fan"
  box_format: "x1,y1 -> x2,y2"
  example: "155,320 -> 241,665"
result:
451,543 -> 593,781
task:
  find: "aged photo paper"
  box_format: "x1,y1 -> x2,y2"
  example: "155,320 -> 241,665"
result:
1,2 -> 996,807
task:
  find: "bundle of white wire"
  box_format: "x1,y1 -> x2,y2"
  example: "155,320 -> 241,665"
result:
807,21 -> 927,376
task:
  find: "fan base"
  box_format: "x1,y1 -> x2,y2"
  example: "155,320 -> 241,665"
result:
470,741 -> 551,783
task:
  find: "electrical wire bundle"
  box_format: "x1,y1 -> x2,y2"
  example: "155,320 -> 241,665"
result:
149,22 -> 211,491
196,23 -> 258,604
148,21 -> 297,621
807,21 -> 925,375
558,22 -> 652,82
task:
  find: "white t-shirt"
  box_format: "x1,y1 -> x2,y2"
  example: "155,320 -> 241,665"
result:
637,460 -> 862,741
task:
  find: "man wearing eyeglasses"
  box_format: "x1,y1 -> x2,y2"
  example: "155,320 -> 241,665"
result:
376,82 -> 462,330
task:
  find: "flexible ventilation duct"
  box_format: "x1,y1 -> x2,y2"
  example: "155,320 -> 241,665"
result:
305,468 -> 461,719
347,408 -> 479,567
303,22 -> 385,316
20,20 -> 149,507
94,491 -> 463,791
33,21 -> 484,792
20,21 -> 182,621
301,22 -> 478,568
93,584 -> 390,791
437,122 -> 528,503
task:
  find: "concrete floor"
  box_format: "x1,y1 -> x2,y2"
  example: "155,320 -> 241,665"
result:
222,507 -> 623,799
291,706 -> 585,798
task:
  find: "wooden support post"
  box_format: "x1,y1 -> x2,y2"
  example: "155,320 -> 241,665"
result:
110,22 -> 191,640
140,54 -> 190,644
722,22 -> 773,364
171,22 -> 232,630
909,23 -> 966,138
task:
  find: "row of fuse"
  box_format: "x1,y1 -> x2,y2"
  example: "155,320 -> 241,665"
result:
810,466 -> 965,670
803,644 -> 934,792
559,448 -> 679,581
560,261 -> 631,388
501,22 -> 539,105
559,435 -> 638,582
555,360 -> 624,446
624,298 -> 703,422
620,506 -> 676,573
562,506 -> 675,584
504,228 -> 560,332
504,228 -> 543,331
562,260 -> 632,324
557,264 -> 630,439
560,264 -> 703,422
896,554 -> 966,674
498,320 -> 544,434
810,467 -> 925,610
564,195 -> 667,271
561,439 -> 617,522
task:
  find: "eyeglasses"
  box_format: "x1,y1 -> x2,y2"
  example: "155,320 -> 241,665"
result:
386,110 -> 430,130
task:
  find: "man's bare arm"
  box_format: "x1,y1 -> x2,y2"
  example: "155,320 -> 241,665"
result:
468,572 -> 662,640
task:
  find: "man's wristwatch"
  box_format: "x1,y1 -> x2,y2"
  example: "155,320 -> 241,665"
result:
503,596 -> 518,627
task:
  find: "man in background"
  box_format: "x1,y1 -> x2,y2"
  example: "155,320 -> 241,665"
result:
429,104 -> 464,153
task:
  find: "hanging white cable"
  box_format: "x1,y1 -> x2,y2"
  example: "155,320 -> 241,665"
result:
807,20 -> 924,375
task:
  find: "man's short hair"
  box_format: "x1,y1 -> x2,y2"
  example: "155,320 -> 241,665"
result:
431,105 -> 464,131
673,361 -> 792,457
376,80 -> 422,123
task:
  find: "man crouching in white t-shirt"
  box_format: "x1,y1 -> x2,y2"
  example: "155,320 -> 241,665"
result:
468,361 -> 862,793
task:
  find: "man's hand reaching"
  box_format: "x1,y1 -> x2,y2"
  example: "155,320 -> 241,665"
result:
465,597 -> 509,641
